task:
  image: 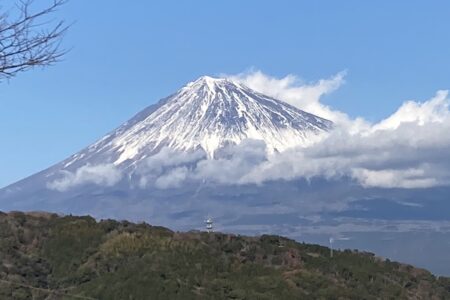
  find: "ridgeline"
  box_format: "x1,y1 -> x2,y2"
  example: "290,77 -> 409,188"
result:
0,211 -> 449,299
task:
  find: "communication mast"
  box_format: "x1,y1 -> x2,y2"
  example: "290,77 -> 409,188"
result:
329,237 -> 334,258
205,216 -> 213,233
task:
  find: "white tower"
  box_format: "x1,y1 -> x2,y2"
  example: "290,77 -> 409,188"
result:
329,237 -> 334,258
205,216 -> 213,233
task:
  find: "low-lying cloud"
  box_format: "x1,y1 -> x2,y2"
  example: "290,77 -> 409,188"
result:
47,163 -> 122,192
138,72 -> 450,190
46,71 -> 450,191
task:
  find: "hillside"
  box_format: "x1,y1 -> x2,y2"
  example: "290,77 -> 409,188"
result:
0,211 -> 449,300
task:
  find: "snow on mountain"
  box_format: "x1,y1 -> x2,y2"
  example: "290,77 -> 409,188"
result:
62,76 -> 332,169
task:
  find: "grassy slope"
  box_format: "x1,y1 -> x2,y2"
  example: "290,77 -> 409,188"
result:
0,211 -> 449,300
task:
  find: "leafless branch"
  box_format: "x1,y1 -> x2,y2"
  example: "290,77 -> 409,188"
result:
0,0 -> 68,80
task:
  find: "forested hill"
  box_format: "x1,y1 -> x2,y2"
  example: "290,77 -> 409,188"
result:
0,211 -> 449,299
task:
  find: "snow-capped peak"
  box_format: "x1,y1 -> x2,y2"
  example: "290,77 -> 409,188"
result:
191,75 -> 229,85
184,76 -> 240,96
62,76 -> 333,168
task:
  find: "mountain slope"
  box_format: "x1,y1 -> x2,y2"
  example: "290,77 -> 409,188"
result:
0,75 -> 333,214
61,75 -> 332,169
0,211 -> 449,300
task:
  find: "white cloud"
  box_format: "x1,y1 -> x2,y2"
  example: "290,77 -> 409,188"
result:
352,168 -> 440,189
45,71 -> 450,191
155,166 -> 189,189
228,70 -> 350,123
240,108 -> 450,189
227,70 -> 371,134
136,147 -> 205,188
194,139 -> 268,184
47,164 -> 122,192
227,72 -> 450,189
136,71 -> 450,190
372,90 -> 449,131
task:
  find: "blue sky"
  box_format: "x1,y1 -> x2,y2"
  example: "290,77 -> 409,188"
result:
1,0 -> 450,188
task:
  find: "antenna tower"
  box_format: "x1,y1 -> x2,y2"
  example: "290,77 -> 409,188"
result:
205,216 -> 213,233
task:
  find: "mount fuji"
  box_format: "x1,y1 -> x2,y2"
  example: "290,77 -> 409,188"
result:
0,76 -> 332,217
60,75 -> 331,168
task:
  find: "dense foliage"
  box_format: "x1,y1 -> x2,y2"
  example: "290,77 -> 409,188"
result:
0,211 -> 449,299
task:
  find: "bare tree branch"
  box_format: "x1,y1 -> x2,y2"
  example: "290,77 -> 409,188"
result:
0,0 -> 68,80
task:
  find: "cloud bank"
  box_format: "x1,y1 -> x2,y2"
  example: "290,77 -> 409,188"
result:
138,72 -> 450,190
47,71 -> 450,191
228,70 -> 347,123
47,163 -> 122,192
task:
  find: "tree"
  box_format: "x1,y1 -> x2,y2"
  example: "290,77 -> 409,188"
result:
0,0 -> 68,80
